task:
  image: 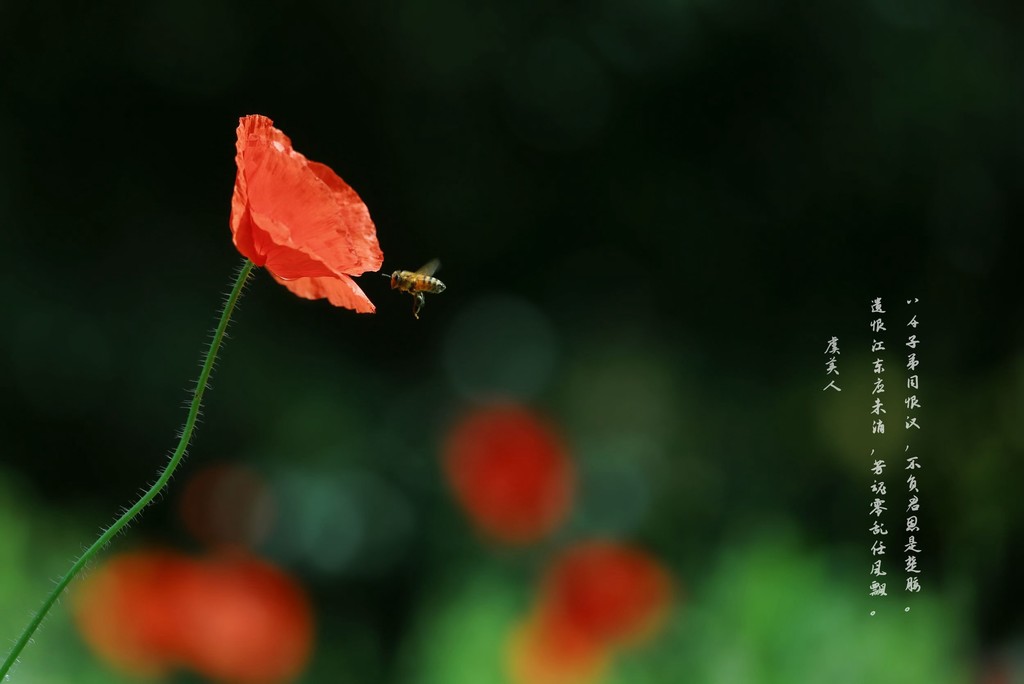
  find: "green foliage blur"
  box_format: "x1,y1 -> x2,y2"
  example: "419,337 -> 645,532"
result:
1,0 -> 1022,681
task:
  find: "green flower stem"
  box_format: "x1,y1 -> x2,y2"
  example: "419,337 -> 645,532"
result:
1,258 -> 256,679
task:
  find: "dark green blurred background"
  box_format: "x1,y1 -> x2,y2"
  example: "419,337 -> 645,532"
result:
2,0 -> 1022,682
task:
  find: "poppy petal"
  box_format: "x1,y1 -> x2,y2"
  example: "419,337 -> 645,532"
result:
271,271 -> 376,313
232,119 -> 381,274
306,160 -> 382,271
230,114 -> 384,311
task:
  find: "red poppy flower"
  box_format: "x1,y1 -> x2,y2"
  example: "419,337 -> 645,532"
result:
442,404 -> 574,545
230,114 -> 383,312
72,552 -> 196,677
175,555 -> 313,684
506,610 -> 608,684
537,541 -> 673,649
72,550 -> 313,684
507,543 -> 673,683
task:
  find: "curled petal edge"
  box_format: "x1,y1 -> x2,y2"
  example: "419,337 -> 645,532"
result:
270,271 -> 376,313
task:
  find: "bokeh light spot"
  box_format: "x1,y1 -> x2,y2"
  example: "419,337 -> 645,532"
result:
587,0 -> 697,75
443,294 -> 557,402
266,469 -> 415,576
574,439 -> 654,536
179,462 -> 276,550
269,472 -> 363,575
502,34 -> 611,150
562,340 -> 681,444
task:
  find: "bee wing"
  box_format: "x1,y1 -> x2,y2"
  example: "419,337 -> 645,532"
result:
414,259 -> 441,277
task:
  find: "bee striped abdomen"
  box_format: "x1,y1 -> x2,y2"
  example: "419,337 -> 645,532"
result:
419,276 -> 446,294
395,273 -> 445,294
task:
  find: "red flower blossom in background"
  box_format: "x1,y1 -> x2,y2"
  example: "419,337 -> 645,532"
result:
73,551 -> 312,684
72,552 -> 196,678
175,555 -> 313,684
507,541 -> 674,684
443,404 -> 575,545
231,114 -> 383,312
537,541 -> 673,649
507,610 -> 608,684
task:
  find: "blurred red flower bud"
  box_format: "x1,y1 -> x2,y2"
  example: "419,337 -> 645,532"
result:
506,609 -> 608,684
443,404 -> 574,545
538,541 -> 673,649
72,552 -> 196,677
73,550 -> 312,684
175,555 -> 313,684
506,541 -> 673,683
230,114 -> 383,312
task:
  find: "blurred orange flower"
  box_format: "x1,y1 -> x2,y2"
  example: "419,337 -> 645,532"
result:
230,114 -> 383,312
73,550 -> 312,684
443,404 -> 574,545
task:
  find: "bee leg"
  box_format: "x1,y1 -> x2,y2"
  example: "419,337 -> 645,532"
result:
413,292 -> 426,319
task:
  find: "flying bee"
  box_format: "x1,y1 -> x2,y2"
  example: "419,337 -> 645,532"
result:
383,258 -> 446,319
